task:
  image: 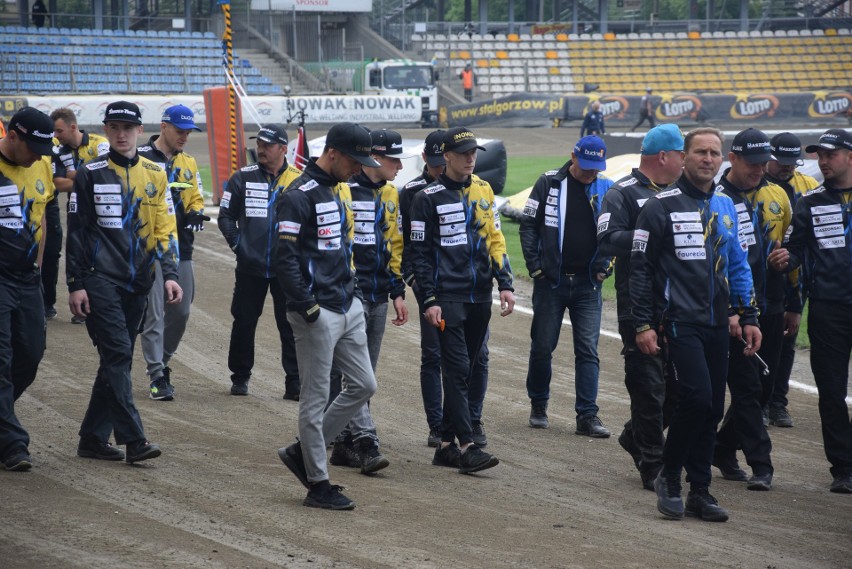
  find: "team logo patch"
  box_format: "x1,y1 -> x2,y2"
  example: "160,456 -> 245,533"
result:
35,180 -> 46,195
87,147 -> 95,157
768,201 -> 781,215
184,169 -> 193,181
145,182 -> 157,198
722,214 -> 733,230
386,200 -> 396,214
479,198 -> 489,211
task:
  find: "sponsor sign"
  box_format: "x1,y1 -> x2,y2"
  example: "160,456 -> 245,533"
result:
249,0 -> 372,12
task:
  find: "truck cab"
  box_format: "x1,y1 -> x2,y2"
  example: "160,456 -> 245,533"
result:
365,59 -> 438,127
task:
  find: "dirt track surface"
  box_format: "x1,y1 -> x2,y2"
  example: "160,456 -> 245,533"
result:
3,127 -> 851,569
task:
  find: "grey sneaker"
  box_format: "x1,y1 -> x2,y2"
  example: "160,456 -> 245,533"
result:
329,437 -> 361,468
654,472 -> 684,519
768,407 -> 794,428
471,421 -> 487,447
576,415 -> 611,438
529,403 -> 549,429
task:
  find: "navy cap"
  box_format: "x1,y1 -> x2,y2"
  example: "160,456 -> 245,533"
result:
730,128 -> 772,164
805,128 -> 852,153
103,100 -> 142,125
370,129 -> 416,159
423,129 -> 446,167
7,106 -> 54,156
326,122 -> 381,168
250,124 -> 288,145
770,132 -> 804,166
573,135 -> 606,170
161,104 -> 201,131
442,127 -> 486,154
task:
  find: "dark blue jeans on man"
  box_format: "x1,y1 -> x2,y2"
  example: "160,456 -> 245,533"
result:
79,274 -> 149,445
0,277 -> 44,462
526,275 -> 602,418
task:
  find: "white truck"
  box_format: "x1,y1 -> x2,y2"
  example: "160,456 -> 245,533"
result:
364,59 -> 438,127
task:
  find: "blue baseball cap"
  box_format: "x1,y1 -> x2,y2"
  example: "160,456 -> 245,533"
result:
641,124 -> 684,155
161,104 -> 201,131
573,135 -> 606,170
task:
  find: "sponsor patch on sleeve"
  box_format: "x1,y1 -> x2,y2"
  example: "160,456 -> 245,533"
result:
279,220 -> 301,234
632,228 -> 649,252
597,212 -> 611,234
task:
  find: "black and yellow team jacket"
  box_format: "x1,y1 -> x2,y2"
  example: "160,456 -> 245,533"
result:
66,149 -> 179,295
408,173 -> 513,308
786,183 -> 852,306
717,170 -> 801,316
597,168 -> 668,322
399,167 -> 436,288
347,171 -> 405,303
218,160 -> 301,278
0,153 -> 55,284
49,131 -> 110,228
138,135 -> 205,261
629,174 -> 759,331
275,159 -> 358,314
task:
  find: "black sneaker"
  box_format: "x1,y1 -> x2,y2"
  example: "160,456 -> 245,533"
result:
230,379 -> 249,396
576,415 -> 611,438
3,449 -> 32,471
712,452 -> 749,481
654,471 -> 684,519
149,376 -> 175,401
830,473 -> 852,494
329,436 -> 361,468
768,407 -> 794,428
278,442 -> 310,489
427,427 -> 441,448
640,464 -> 662,492
761,406 -> 769,427
71,314 -> 86,324
303,480 -> 355,510
471,421 -> 487,447
685,487 -> 729,522
162,366 -> 172,385
282,381 -> 301,401
125,440 -> 161,464
357,437 -> 389,474
747,472 -> 773,491
45,305 -> 57,320
458,445 -> 499,474
529,403 -> 549,429
618,429 -> 642,472
432,443 -> 461,468
77,438 -> 126,461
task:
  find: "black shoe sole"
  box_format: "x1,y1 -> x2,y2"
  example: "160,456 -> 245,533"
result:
459,456 -> 499,474
230,387 -> 248,396
303,496 -> 355,510
575,429 -> 611,438
278,446 -> 310,489
716,469 -> 749,482
282,393 -> 300,401
685,508 -> 729,522
4,459 -> 32,471
126,447 -> 161,464
149,393 -> 174,401
78,449 -> 126,461
529,420 -> 549,429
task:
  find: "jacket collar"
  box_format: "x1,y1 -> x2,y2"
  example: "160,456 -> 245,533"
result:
108,147 -> 139,168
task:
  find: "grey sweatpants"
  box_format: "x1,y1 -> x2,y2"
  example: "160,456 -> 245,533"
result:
141,260 -> 195,381
288,299 -> 377,483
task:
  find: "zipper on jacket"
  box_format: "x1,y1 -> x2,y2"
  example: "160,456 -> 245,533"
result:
700,196 -> 714,325
124,164 -> 136,287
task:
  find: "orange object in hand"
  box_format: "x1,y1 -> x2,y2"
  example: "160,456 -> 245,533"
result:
439,319 -> 445,331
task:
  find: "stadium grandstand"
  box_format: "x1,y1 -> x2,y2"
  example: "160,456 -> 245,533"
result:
0,0 -> 849,112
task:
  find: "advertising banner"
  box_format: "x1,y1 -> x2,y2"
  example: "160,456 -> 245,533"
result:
24,94 -> 421,126
446,90 -> 851,128
249,0 -> 372,12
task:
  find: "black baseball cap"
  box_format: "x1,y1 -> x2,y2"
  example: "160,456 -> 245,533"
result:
423,129 -> 446,167
370,129 -> 416,159
730,128 -> 772,164
7,106 -> 54,156
442,127 -> 486,154
103,100 -> 142,125
326,122 -> 380,168
251,124 -> 288,145
770,132 -> 804,166
805,128 -> 852,153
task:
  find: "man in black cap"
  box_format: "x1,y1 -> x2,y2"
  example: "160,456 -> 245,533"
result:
0,106 -> 55,471
400,130 -> 492,449
67,100 -> 181,464
409,126 -> 514,475
275,122 -> 381,510
712,127 -> 795,491
328,129 -> 410,474
774,128 -> 852,493
763,132 -> 820,429
217,124 -> 302,398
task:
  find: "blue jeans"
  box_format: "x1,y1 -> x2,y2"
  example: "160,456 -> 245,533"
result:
526,275 -> 602,418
